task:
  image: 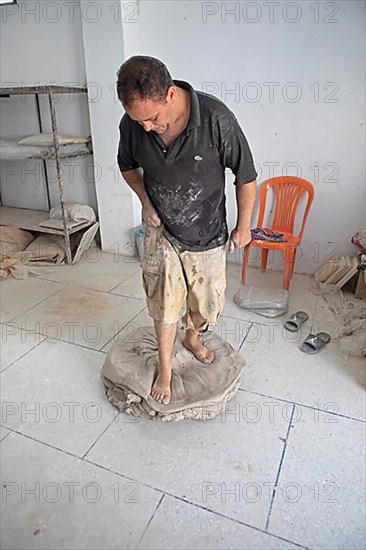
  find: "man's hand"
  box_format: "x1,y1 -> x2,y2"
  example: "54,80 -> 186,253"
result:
228,227 -> 252,252
142,201 -> 161,227
231,181 -> 256,251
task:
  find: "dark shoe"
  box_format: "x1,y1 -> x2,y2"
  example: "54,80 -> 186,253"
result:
300,332 -> 331,354
284,311 -> 309,332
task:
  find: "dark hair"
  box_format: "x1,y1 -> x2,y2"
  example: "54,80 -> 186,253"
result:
116,56 -> 174,107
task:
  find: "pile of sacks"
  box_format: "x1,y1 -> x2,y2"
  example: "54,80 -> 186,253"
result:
0,203 -> 97,280
0,226 -> 67,280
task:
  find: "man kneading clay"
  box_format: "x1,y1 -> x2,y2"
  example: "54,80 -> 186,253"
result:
116,56 -> 257,405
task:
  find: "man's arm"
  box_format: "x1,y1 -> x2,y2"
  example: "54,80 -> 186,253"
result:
229,180 -> 257,250
121,168 -> 161,227
219,117 -> 257,250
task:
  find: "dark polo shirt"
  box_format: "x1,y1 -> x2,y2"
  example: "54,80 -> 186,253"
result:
117,80 -> 257,251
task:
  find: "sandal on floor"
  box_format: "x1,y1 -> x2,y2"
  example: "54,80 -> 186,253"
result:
300,332 -> 331,354
284,311 -> 309,332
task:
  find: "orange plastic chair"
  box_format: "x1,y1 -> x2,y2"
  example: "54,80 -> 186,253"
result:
241,176 -> 315,290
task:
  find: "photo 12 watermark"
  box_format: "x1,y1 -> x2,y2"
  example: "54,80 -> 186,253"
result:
201,81 -> 340,104
201,480 -> 339,504
2,480 -> 139,504
1,1 -> 139,25
201,2 -> 340,25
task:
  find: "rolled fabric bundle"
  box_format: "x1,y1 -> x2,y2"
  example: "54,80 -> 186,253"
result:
49,202 -> 96,223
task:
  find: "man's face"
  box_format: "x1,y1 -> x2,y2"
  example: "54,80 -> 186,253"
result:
123,87 -> 176,134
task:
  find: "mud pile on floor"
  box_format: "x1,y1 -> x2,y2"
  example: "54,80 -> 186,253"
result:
101,327 -> 246,422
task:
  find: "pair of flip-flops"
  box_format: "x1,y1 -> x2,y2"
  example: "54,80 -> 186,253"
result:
284,311 -> 331,354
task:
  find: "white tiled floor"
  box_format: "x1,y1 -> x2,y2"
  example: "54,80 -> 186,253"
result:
1,251 -> 365,550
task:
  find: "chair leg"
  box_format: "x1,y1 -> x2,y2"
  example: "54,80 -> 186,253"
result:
283,247 -> 296,290
241,244 -> 251,284
290,247 -> 297,280
261,249 -> 269,272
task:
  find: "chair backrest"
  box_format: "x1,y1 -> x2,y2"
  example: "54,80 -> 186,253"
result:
257,176 -> 315,239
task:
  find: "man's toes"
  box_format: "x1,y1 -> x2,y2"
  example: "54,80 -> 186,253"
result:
151,390 -> 159,401
200,350 -> 214,364
162,394 -> 170,405
151,386 -> 170,404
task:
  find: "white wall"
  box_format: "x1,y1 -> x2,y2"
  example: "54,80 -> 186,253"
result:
0,0 -> 136,254
0,0 -> 97,212
121,0 -> 365,274
80,0 -> 134,255
1,1 -> 364,270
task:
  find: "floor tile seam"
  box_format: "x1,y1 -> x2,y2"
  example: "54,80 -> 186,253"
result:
220,313 -> 275,325
83,454 -> 311,549
0,428 -> 310,550
82,457 -> 310,549
0,338 -> 45,375
107,270 -> 142,294
99,305 -> 147,351
36,275 -> 141,296
2,322 -> 60,339
237,388 -> 366,424
0,426 -> 87,461
0,427 -> 167,499
0,430 -> 11,444
0,331 -> 109,360
67,340 -> 108,354
2,319 -> 140,354
2,341 -> 362,424
6,285 -> 65,323
104,270 -> 142,294
107,291 -> 144,302
265,405 -> 296,531
1,321 -> 48,335
13,279 -> 144,302
33,276 -> 70,285
135,494 -> 165,549
309,294 -> 322,333
82,416 -> 120,459
238,323 -> 254,352
167,492 -> 310,550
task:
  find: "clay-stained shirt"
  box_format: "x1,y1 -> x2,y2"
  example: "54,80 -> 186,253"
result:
117,80 -> 257,251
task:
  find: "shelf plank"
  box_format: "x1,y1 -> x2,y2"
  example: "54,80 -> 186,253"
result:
0,206 -> 92,235
0,86 -> 88,95
2,149 -> 93,161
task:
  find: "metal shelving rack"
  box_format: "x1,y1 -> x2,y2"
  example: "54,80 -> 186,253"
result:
0,85 -> 99,264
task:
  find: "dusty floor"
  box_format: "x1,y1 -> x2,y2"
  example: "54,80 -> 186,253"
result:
1,249 -> 365,550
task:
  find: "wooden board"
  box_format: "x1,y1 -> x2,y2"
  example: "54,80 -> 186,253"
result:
0,206 -> 91,235
73,222 -> 99,264
314,258 -> 339,283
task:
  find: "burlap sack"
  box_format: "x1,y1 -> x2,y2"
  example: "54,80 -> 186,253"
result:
102,327 -> 246,422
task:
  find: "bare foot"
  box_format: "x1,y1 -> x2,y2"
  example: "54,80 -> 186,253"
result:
151,372 -> 171,405
183,330 -> 214,364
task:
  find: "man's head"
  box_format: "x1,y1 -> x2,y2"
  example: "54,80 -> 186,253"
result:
116,56 -> 178,134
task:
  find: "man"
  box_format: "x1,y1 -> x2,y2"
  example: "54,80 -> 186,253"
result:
116,56 -> 257,405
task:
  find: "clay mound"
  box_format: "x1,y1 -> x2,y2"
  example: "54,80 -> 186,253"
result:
101,326 -> 246,422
